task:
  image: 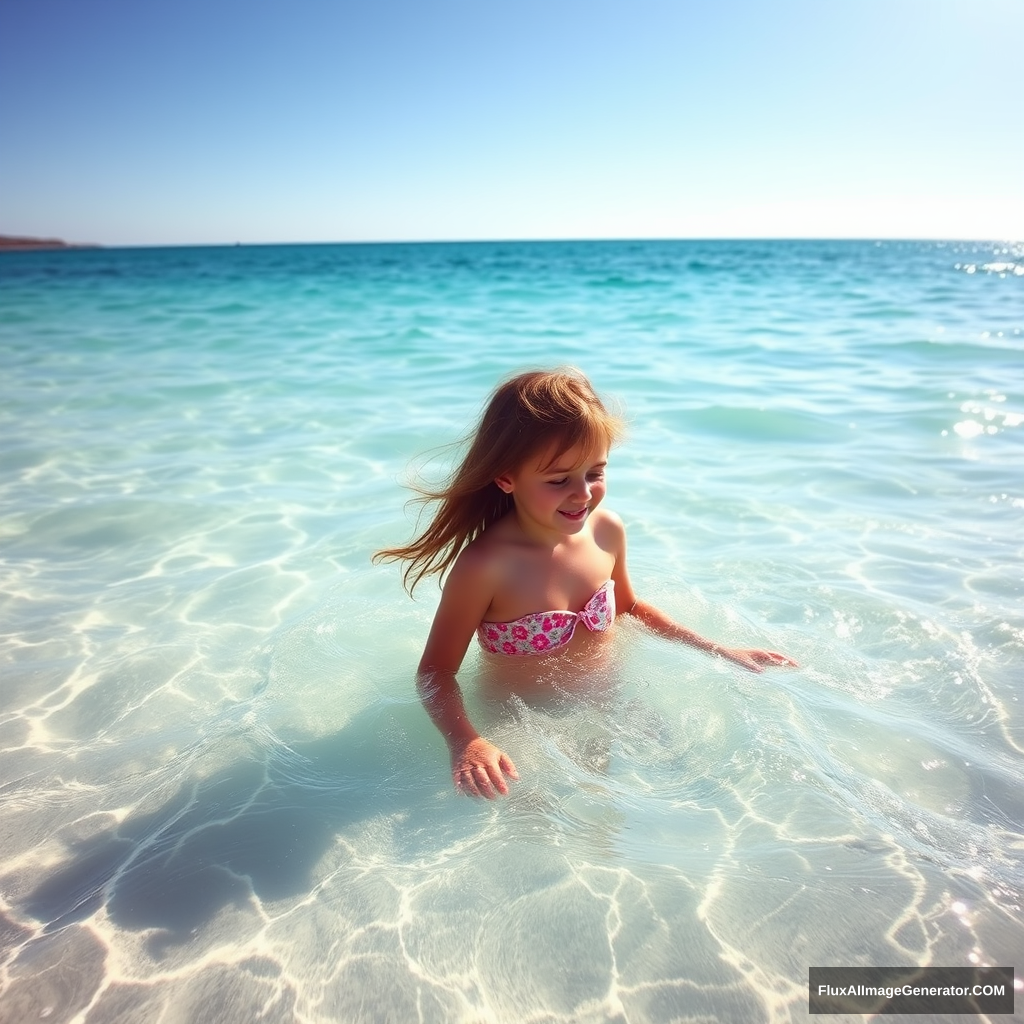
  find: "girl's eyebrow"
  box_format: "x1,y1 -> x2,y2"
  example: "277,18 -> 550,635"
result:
545,460 -> 608,474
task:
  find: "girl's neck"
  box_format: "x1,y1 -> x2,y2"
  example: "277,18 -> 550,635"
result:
509,507 -> 591,550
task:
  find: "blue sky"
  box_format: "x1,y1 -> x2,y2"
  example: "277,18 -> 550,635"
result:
1,0 -> 1021,245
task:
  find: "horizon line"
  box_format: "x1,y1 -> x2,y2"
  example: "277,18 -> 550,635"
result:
3,233 -> 1021,252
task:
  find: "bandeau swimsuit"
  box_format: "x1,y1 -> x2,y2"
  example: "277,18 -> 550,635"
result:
476,580 -> 615,657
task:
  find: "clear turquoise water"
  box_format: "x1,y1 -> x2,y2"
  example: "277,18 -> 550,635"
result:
1,240 -> 1021,1022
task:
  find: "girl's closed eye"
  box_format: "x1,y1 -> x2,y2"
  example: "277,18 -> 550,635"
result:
548,470 -> 603,487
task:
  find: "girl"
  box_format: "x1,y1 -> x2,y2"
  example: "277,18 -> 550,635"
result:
375,368 -> 796,799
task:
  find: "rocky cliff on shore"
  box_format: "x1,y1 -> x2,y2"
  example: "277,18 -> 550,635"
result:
0,234 -> 99,250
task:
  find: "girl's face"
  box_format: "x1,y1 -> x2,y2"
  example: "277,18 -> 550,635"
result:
496,441 -> 608,538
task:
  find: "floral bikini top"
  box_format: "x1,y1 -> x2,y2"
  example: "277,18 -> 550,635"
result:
476,581 -> 615,657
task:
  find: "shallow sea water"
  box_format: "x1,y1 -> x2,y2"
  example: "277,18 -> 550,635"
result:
0,240 -> 1022,1022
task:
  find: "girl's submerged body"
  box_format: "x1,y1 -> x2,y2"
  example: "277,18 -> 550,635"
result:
375,368 -> 796,798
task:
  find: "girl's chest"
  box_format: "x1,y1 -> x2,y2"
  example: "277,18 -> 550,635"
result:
487,542 -> 616,622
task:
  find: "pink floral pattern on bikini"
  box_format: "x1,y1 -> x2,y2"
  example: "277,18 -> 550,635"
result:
476,581 -> 615,657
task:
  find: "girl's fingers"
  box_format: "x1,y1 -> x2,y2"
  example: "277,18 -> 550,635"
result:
455,764 -> 499,799
455,752 -> 518,798
455,771 -> 479,798
473,764 -> 498,799
749,648 -> 798,668
499,754 -> 520,781
726,647 -> 798,671
486,766 -> 508,797
764,650 -> 799,666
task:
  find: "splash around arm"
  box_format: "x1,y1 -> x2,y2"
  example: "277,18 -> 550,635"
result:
604,509 -> 798,673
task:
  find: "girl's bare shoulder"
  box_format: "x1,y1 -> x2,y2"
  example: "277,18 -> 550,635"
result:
451,516 -> 519,583
590,507 -> 627,548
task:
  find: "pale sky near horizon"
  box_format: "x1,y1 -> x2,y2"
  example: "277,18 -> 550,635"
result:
1,0 -> 1021,246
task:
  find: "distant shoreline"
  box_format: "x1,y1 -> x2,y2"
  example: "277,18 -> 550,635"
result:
0,234 -> 100,251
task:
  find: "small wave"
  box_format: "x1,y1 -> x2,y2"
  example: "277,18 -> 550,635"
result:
676,404 -> 846,444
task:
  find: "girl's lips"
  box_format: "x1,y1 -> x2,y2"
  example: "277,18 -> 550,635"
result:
558,507 -> 588,520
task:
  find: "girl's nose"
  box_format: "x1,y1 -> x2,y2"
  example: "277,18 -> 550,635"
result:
572,478 -> 592,502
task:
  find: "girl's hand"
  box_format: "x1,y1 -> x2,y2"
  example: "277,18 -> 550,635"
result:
716,646 -> 798,672
451,736 -> 519,799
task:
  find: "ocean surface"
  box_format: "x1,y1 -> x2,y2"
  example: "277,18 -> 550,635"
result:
0,239 -> 1021,1023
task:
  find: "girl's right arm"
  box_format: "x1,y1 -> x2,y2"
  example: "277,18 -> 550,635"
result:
417,546 -> 520,799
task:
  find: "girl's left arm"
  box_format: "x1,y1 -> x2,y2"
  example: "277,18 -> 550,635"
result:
602,510 -> 797,673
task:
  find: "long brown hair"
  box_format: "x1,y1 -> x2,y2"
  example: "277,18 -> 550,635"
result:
374,367 -> 623,594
